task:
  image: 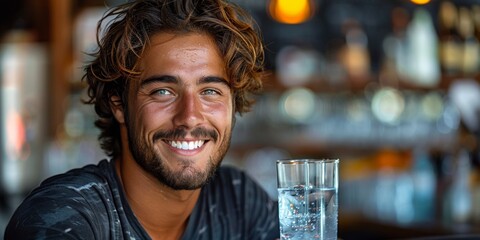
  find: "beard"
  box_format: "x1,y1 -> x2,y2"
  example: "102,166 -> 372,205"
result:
125,117 -> 232,190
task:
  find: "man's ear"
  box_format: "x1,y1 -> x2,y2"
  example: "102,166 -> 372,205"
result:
110,96 -> 125,124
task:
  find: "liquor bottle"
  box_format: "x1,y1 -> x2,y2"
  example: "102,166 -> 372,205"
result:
457,6 -> 480,75
472,5 -> 480,41
471,5 -> 480,72
438,1 -> 462,75
403,8 -> 440,87
411,148 -> 436,222
338,19 -> 371,88
381,7 -> 410,85
442,149 -> 472,224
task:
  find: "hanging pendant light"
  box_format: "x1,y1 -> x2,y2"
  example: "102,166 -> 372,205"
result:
268,0 -> 315,24
410,0 -> 431,5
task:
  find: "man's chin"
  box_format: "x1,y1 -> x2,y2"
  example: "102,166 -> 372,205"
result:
165,176 -> 209,190
158,165 -> 215,190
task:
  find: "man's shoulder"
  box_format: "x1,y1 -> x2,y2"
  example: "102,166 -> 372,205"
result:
39,159 -> 114,189
18,159 -> 117,207
4,159 -> 120,239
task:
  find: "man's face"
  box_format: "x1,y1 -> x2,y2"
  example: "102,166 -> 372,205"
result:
124,32 -> 233,190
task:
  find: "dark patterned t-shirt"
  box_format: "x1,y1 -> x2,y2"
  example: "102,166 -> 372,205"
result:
5,159 -> 280,239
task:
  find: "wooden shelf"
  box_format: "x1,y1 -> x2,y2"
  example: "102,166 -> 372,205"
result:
262,70 -> 480,93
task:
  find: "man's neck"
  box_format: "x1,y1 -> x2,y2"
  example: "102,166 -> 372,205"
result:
115,157 -> 200,240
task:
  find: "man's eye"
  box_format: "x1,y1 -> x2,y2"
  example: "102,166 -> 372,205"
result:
153,89 -> 172,95
202,89 -> 220,95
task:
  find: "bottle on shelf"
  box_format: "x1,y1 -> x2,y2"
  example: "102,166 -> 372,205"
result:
381,7 -> 410,86
411,148 -> 436,222
471,5 -> 480,42
442,149 -> 472,225
438,1 -> 463,76
403,8 -> 440,87
457,6 -> 480,75
338,18 -> 371,88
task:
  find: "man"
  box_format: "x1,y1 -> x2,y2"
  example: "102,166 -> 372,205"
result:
5,0 -> 279,239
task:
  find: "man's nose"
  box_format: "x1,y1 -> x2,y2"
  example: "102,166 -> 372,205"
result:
172,92 -> 204,128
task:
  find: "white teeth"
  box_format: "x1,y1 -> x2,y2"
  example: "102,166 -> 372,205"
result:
168,140 -> 205,150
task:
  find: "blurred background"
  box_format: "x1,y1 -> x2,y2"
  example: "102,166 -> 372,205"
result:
1,0 -> 480,239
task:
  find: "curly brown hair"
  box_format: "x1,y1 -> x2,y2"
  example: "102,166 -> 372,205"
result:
83,0 -> 265,158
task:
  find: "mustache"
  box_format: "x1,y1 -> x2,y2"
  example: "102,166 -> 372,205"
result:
153,127 -> 218,143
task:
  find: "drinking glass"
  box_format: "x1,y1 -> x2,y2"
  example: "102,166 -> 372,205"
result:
276,159 -> 339,240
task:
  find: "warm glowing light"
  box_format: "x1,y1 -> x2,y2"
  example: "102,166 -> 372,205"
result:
269,0 -> 314,24
6,112 -> 26,159
410,0 -> 431,5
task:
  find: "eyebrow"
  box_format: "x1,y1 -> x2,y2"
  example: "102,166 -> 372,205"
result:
140,75 -> 230,88
200,76 -> 230,88
140,75 -> 177,87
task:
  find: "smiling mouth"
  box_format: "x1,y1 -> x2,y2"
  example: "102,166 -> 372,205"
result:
166,140 -> 206,150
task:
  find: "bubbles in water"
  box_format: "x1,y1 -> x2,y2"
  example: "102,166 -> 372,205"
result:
278,186 -> 337,239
